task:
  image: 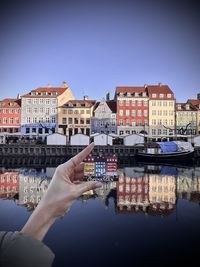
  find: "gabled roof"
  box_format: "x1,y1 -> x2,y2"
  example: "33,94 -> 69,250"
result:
61,100 -> 96,108
93,99 -> 116,113
187,99 -> 200,107
0,98 -> 21,108
21,87 -> 69,98
176,103 -> 197,111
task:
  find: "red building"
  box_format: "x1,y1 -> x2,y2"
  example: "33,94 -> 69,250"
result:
0,98 -> 21,134
115,86 -> 149,135
0,171 -> 19,199
117,172 -> 149,213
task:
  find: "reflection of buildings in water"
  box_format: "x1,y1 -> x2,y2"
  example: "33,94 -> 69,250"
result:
117,170 -> 149,213
177,173 -> 200,203
117,167 -> 176,215
148,173 -> 176,215
0,171 -> 19,199
18,171 -> 51,210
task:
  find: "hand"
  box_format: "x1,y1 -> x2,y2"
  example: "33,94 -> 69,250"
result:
21,143 -> 102,241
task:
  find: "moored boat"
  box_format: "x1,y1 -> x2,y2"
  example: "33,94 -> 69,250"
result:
137,141 -> 194,162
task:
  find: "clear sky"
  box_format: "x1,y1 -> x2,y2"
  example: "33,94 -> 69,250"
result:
0,0 -> 199,102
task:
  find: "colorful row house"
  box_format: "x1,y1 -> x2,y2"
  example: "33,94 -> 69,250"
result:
58,96 -> 95,142
0,171 -> 19,199
0,98 -> 21,137
21,82 -> 75,141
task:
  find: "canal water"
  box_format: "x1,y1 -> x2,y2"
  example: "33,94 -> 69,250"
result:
1,163 -> 200,267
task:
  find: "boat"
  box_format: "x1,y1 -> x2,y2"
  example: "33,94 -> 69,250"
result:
136,141 -> 194,162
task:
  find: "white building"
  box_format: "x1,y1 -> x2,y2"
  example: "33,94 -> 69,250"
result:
93,133 -> 113,145
20,82 -> 75,141
123,134 -> 144,146
70,134 -> 90,145
47,133 -> 66,145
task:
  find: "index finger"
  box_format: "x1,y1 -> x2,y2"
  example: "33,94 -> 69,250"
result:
66,142 -> 94,168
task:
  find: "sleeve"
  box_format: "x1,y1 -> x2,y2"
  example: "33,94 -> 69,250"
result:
0,231 -> 55,267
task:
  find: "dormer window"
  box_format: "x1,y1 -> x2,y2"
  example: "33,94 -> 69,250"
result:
68,102 -> 73,107
186,104 -> 190,110
9,102 -> 15,106
51,92 -> 57,96
127,92 -> 131,97
85,103 -> 90,107
76,103 -> 80,107
135,92 -> 139,97
167,94 -> 172,98
177,104 -> 182,110
0,102 -> 4,107
31,91 -> 36,96
159,93 -> 164,98
152,93 -> 156,98
142,92 -> 146,97
119,92 -> 124,97
41,92 -> 46,96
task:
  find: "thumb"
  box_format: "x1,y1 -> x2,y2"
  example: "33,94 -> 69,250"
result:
76,181 -> 102,196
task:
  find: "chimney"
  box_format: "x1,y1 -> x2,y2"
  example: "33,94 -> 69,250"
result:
47,83 -> 51,88
61,81 -> 68,88
83,95 -> 89,100
106,91 -> 110,101
197,93 -> 200,100
158,82 -> 162,87
144,84 -> 148,88
17,94 -> 21,99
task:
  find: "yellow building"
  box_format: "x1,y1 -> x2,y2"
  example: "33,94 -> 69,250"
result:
148,84 -> 175,137
176,103 -> 197,135
148,173 -> 176,207
58,97 -> 95,142
187,99 -> 200,134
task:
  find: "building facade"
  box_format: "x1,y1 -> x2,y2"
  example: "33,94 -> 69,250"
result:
115,86 -> 149,135
0,98 -> 21,134
148,84 -> 175,137
187,97 -> 200,134
0,171 -> 19,199
21,82 -> 75,141
91,98 -> 117,134
176,103 -> 197,135
58,97 -> 95,142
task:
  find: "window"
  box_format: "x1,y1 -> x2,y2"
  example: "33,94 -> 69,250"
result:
74,118 -> 79,124
74,110 -> 79,114
45,117 -> 50,123
52,99 -> 57,104
132,100 -> 136,106
62,118 -> 67,124
15,118 -> 20,124
158,119 -> 162,125
119,110 -> 123,116
163,110 -> 168,116
126,100 -> 130,106
119,100 -> 124,106
138,110 -> 142,116
158,110 -> 162,116
132,110 -> 136,116
27,117 -> 31,123
152,101 -> 156,106
39,99 -> 44,104
152,129 -> 156,135
26,128 -> 30,134
80,118 -> 84,124
68,118 -> 72,124
86,118 -> 90,124
163,101 -> 167,106
86,110 -> 90,114
167,94 -> 172,98
160,93 -> 164,98
144,101 -> 148,106
152,94 -> 156,98
68,109 -> 73,114
158,129 -> 162,135
9,118 -> 14,124
33,99 -> 38,105
138,100 -> 142,106
132,120 -> 136,126
26,107 -> 31,113
33,117 -> 37,123
39,128 -> 43,134
138,120 -> 142,126
45,108 -> 50,115
126,110 -> 130,116
119,120 -> 123,126
27,99 -> 32,104
126,119 -> 130,126
32,128 -> 36,133
46,99 -> 50,105
51,117 -> 56,123
51,108 -> 56,114
80,110 -> 85,114
34,108 -> 38,114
